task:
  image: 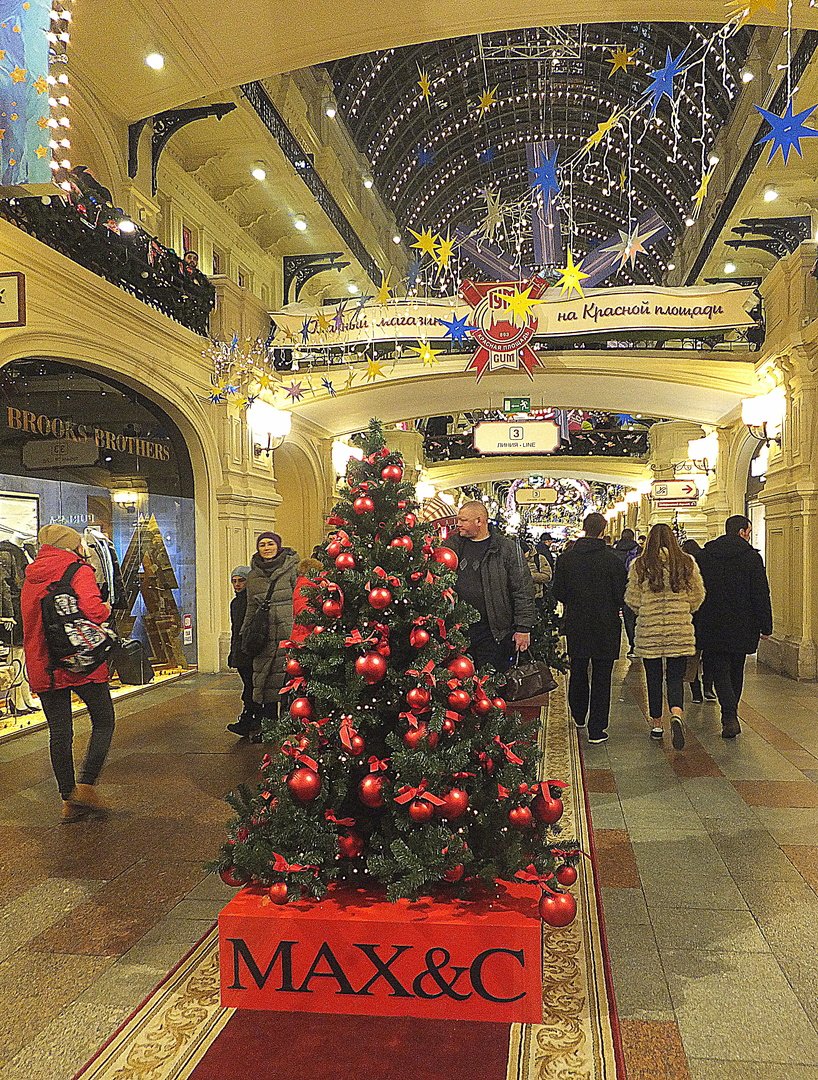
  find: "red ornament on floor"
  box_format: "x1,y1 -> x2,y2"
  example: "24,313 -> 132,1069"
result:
556,865 -> 578,887
290,697 -> 313,720
219,867 -> 247,888
355,652 -> 387,684
286,767 -> 321,804
409,799 -> 434,823
447,655 -> 475,680
538,890 -> 577,926
358,773 -> 386,808
432,547 -> 458,571
368,586 -> 392,610
508,805 -> 534,829
338,831 -> 364,858
268,882 -> 288,904
533,793 -> 563,825
353,496 -> 375,515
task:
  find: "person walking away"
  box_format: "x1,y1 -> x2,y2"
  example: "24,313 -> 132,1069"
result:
535,533 -> 556,575
613,528 -> 640,659
21,526 -> 116,822
241,533 -> 299,736
291,557 -> 323,642
625,524 -> 705,750
444,501 -> 535,672
552,513 -> 627,744
226,566 -> 258,739
696,515 -> 772,738
680,539 -> 715,703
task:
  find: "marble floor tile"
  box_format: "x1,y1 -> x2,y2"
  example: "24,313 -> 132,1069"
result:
600,886 -> 651,927
732,780 -> 818,808
688,1061 -> 818,1080
619,1019 -> 691,1079
585,768 -> 617,792
0,1002 -> 131,1080
782,845 -> 818,895
592,828 -> 641,888
588,791 -> 626,830
650,908 -> 769,954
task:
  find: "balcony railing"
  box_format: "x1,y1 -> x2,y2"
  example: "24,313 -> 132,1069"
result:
424,429 -> 650,461
1,195 -> 215,336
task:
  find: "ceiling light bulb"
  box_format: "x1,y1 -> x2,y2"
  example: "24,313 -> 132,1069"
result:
708,153 -> 720,166
145,53 -> 165,70
251,166 -> 266,181
724,261 -> 736,274
324,101 -> 337,118
363,175 -> 374,189
119,218 -> 136,234
392,233 -> 401,244
684,216 -> 695,227
741,69 -> 754,83
763,188 -> 779,202
347,283 -> 359,294
293,215 -> 308,231
667,262 -> 676,270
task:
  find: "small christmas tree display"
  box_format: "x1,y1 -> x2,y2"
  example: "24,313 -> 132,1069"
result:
214,420 -> 579,921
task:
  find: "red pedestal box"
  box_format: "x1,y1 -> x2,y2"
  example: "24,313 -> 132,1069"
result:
219,880 -> 543,1023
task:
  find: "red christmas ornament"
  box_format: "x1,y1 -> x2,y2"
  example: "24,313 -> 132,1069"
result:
432,547 -> 459,572
403,724 -> 428,749
404,512 -> 418,528
377,642 -> 391,658
472,696 -> 492,716
441,717 -> 456,735
397,500 -> 408,509
409,799 -> 434,823
368,587 -> 393,610
538,891 -> 577,927
326,515 -> 344,526
492,697 -> 507,713
442,864 -> 465,883
447,688 -> 471,712
409,571 -> 423,583
296,735 -> 311,750
290,697 -> 313,720
381,464 -> 404,482
389,536 -> 413,551
322,598 -> 344,619
410,626 -> 430,649
286,767 -> 321,804
268,882 -> 288,904
353,496 -> 375,515
285,658 -> 303,677
406,686 -> 431,712
335,552 -> 356,570
326,539 -> 342,559
348,733 -> 365,756
508,805 -> 534,829
437,788 -> 469,820
338,831 -> 364,859
533,793 -> 564,825
447,655 -> 475,680
355,652 -> 387,684
219,867 -> 247,888
556,865 -> 578,887
358,773 -> 386,808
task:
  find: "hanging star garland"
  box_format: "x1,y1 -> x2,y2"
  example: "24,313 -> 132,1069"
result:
408,227 -> 440,259
321,376 -> 337,397
374,270 -> 392,305
257,372 -> 272,390
502,286 -> 540,324
333,303 -> 347,332
481,188 -> 505,242
416,146 -> 436,167
692,166 -> 716,218
608,46 -> 638,76
316,310 -> 333,332
755,98 -> 818,163
343,368 -> 357,391
644,47 -> 688,117
555,249 -> 591,298
476,85 -> 498,118
604,225 -> 661,269
529,148 -> 561,203
434,231 -> 455,276
365,358 -> 386,382
417,66 -> 432,107
285,382 -> 304,402
726,0 -> 777,29
208,391 -> 225,404
583,110 -> 623,153
437,313 -> 478,342
409,341 -> 443,367
619,168 -> 627,192
300,317 -> 312,344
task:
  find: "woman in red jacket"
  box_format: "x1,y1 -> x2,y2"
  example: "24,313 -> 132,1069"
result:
21,525 -> 115,822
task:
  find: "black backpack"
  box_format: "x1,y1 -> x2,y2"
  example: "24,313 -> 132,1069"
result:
41,562 -> 116,675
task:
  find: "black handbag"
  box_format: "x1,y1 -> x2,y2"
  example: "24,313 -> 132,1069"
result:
240,575 -> 277,658
111,638 -> 154,685
501,654 -> 558,701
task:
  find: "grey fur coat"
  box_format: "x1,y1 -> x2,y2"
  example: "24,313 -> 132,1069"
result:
241,549 -> 299,705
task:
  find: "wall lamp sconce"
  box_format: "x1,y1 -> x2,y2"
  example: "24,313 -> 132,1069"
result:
687,432 -> 719,475
249,400 -> 292,457
742,389 -> 784,446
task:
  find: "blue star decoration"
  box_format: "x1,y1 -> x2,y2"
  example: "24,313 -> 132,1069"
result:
529,148 -> 561,202
417,146 -> 436,167
300,317 -> 312,344
356,294 -> 372,313
756,98 -> 818,163
333,303 -> 347,331
285,382 -> 304,401
479,147 -> 495,163
321,376 -> 337,397
644,47 -> 687,117
406,257 -> 423,288
208,391 -> 225,404
224,384 -> 240,395
438,313 -> 478,342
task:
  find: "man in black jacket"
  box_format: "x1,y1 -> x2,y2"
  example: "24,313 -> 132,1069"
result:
552,513 -> 627,743
226,566 -> 259,738
697,515 -> 773,739
613,527 -> 640,659
445,501 -> 535,671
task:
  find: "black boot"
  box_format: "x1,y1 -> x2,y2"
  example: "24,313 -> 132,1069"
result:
690,678 -> 703,704
227,712 -> 256,737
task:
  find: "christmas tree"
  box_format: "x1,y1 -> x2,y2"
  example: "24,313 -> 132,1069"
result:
214,420 -> 579,922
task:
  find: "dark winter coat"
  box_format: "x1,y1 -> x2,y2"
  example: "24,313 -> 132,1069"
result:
241,549 -> 299,704
444,528 -> 535,641
551,537 -> 627,659
612,537 -> 639,571
695,534 -> 773,655
0,542 -> 26,645
228,589 -> 250,669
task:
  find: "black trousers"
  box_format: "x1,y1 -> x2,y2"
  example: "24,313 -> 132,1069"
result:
39,682 -> 115,799
568,657 -> 615,738
468,622 -> 514,673
236,664 -> 256,717
703,652 -> 746,722
642,656 -> 687,721
622,606 -> 637,649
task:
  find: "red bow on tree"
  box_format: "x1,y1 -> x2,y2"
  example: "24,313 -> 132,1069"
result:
368,755 -> 390,773
407,660 -> 437,686
281,741 -> 318,771
271,853 -> 319,876
399,710 -> 422,729
324,809 -> 356,827
345,629 -> 378,648
493,735 -> 524,766
394,780 -> 445,807
452,771 -> 476,780
279,675 -> 306,695
445,710 -> 463,724
339,715 -> 359,751
367,566 -> 401,590
515,864 -> 557,894
497,783 -> 511,799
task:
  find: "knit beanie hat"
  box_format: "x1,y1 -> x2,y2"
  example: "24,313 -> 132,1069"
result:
231,566 -> 251,580
256,531 -> 282,550
38,524 -> 83,551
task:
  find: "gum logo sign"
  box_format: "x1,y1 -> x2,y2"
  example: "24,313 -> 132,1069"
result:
460,275 -> 548,380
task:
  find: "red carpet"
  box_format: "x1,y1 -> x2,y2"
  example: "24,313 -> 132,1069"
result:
189,1011 -> 509,1079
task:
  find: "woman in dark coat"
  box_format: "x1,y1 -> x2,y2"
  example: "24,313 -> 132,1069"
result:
241,532 -> 299,726
226,566 -> 257,738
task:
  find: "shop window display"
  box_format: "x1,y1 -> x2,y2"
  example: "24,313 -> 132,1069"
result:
0,359 -> 197,736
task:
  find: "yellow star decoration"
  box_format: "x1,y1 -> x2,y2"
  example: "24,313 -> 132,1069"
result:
619,168 -> 627,192
344,368 -> 358,390
32,75 -> 47,94
316,310 -> 334,332
476,86 -> 498,118
555,249 -> 591,299
408,227 -> 439,259
9,67 -> 27,84
692,166 -> 716,218
374,270 -> 392,305
726,0 -> 776,28
282,327 -> 298,344
433,231 -> 455,275
365,358 -> 386,382
36,115 -> 49,129
417,67 -> 432,105
257,372 -> 272,390
584,110 -> 623,153
0,49 -> 5,61
502,286 -> 540,325
608,46 -> 638,76
409,341 -> 443,367
34,145 -> 48,158
233,395 -> 247,409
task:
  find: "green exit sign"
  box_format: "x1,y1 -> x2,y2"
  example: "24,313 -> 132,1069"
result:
503,397 -> 531,414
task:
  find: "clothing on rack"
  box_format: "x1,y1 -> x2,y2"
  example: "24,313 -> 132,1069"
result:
0,541 -> 26,646
83,528 -> 127,609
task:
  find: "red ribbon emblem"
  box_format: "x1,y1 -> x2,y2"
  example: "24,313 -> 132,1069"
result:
271,852 -> 319,876
399,710 -> 422,729
407,660 -> 437,686
339,715 -> 359,751
368,755 -> 390,773
515,864 -> 557,893
493,735 -> 524,766
324,809 -> 356,827
281,741 -> 318,771
394,780 -> 445,807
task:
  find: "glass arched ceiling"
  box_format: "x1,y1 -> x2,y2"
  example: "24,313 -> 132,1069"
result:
327,23 -> 753,284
